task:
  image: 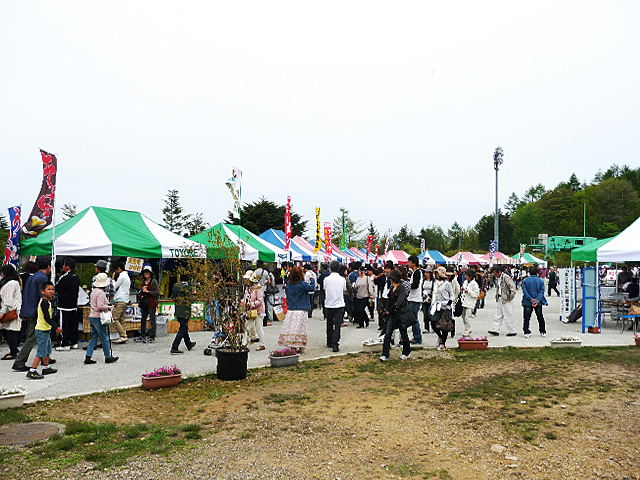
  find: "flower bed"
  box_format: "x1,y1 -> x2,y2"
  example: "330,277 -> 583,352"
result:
141,365 -> 182,390
268,348 -> 299,367
549,336 -> 582,348
0,385 -> 26,410
457,336 -> 488,350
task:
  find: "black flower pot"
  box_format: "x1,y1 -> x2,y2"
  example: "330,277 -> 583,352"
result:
215,348 -> 249,380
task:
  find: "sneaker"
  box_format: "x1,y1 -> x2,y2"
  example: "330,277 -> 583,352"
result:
12,364 -> 30,372
26,370 -> 44,379
171,349 -> 183,355
379,355 -> 389,362
143,337 -> 155,344
187,341 -> 196,351
400,354 -> 410,360
488,330 -> 500,336
541,332 -> 547,337
524,333 -> 532,338
41,367 -> 57,375
437,344 -> 447,351
105,356 -> 119,364
134,336 -> 146,343
70,344 -> 79,349
113,337 -> 128,344
55,345 -> 70,351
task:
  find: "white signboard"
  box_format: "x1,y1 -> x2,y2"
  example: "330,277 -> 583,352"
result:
559,268 -> 575,322
125,257 -> 144,273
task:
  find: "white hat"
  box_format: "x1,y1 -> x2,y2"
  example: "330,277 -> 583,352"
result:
94,272 -> 110,288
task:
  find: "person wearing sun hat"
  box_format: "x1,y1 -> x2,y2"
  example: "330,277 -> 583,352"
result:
242,270 -> 266,351
85,273 -> 119,365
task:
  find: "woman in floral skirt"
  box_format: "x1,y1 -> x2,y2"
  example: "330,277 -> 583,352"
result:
278,266 -> 315,353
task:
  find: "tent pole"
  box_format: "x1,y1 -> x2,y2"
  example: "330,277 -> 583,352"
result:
50,198 -> 57,280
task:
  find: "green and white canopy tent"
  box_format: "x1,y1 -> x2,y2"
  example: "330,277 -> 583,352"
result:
510,252 -> 548,267
189,223 -> 290,262
20,206 -> 206,258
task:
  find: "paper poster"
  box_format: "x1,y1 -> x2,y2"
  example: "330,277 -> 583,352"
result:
559,268 -> 575,322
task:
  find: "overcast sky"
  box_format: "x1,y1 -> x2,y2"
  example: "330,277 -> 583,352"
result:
1,1 -> 639,241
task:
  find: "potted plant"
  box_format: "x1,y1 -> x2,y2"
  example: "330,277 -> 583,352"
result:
268,347 -> 300,367
0,385 -> 26,409
549,335 -> 582,348
177,229 -> 249,381
362,338 -> 384,353
457,336 -> 489,350
141,365 -> 182,390
634,334 -> 640,346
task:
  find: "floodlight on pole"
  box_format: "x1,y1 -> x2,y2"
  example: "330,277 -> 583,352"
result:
493,146 -> 504,252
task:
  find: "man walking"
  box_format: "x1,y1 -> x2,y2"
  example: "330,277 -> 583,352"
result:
521,266 -> 547,338
13,258 -> 54,372
317,263 -> 330,320
547,267 -> 560,296
54,258 -> 81,351
488,265 -> 517,337
407,255 -> 423,345
111,261 -> 131,344
323,260 -> 346,352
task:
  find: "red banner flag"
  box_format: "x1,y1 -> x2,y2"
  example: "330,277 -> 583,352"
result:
366,235 -> 374,263
284,196 -> 292,252
22,149 -> 57,237
374,245 -> 379,265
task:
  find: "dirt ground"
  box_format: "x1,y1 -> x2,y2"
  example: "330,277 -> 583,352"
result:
3,347 -> 640,480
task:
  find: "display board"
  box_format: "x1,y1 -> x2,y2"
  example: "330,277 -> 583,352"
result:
582,267 -> 599,333
559,268 -> 576,322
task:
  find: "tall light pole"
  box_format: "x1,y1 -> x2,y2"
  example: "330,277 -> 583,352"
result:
493,146 -> 504,252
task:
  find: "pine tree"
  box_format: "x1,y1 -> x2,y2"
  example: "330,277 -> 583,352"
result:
0,213 -> 8,230
184,213 -> 209,237
162,189 -> 185,234
62,203 -> 77,220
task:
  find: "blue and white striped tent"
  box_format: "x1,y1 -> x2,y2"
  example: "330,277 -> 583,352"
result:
259,229 -> 319,262
418,250 -> 452,265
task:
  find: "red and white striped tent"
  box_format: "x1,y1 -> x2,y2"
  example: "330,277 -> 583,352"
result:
450,251 -> 487,265
479,251 -> 512,264
382,250 -> 410,265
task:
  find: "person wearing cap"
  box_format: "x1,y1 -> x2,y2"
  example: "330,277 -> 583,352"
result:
380,269 -> 412,361
488,265 -> 517,337
92,260 -> 115,302
430,266 -> 455,350
136,264 -> 160,343
242,271 -> 265,351
170,275 -> 197,354
85,273 -> 118,365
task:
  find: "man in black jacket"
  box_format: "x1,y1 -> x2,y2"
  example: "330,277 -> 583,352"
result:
55,258 -> 80,351
317,263 -> 330,320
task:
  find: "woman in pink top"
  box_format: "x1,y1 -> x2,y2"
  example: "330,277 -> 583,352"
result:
85,273 -> 119,365
242,271 -> 265,351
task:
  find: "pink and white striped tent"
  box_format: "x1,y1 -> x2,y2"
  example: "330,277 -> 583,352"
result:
479,251 -> 512,264
382,250 -> 410,265
293,236 -> 357,264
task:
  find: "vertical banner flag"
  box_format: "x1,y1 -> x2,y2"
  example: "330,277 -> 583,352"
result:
420,238 -> 425,254
519,243 -> 526,260
3,206 -> 21,267
489,240 -> 497,259
313,208 -> 321,253
457,253 -> 463,265
22,149 -> 57,237
225,167 -> 243,218
324,222 -> 333,255
384,228 -> 392,254
284,196 -> 292,252
340,220 -> 346,252
374,245 -> 379,264
366,235 -> 374,263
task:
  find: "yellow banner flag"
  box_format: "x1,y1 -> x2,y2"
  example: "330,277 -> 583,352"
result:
313,207 -> 321,253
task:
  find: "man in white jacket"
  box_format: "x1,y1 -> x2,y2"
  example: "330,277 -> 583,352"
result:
488,265 -> 517,337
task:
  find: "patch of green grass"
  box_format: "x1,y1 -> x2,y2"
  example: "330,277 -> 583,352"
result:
0,408 -> 31,425
423,468 -> 452,479
544,431 -> 558,440
263,393 -> 312,405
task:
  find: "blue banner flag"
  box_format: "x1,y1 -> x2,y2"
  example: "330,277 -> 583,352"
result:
3,206 -> 21,267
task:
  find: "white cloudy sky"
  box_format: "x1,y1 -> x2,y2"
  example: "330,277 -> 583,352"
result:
1,1 -> 639,239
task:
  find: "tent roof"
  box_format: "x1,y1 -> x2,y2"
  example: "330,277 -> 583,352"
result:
418,250 -> 452,265
510,252 -> 548,266
450,251 -> 485,265
382,250 -> 410,265
190,224 -> 289,262
259,229 -> 318,262
292,237 -> 352,263
571,237 -> 614,262
597,216 -> 640,262
20,206 -> 205,258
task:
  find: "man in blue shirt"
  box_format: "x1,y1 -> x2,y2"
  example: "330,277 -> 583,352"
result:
521,266 -> 548,338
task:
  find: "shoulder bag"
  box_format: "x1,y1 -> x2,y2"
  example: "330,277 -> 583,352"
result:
397,304 -> 417,329
435,307 -> 455,331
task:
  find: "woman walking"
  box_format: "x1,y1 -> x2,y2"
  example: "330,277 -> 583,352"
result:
0,265 -> 22,360
353,267 -> 373,328
278,266 -> 315,353
136,264 -> 160,343
242,271 -> 265,351
380,270 -> 411,361
85,273 -> 118,364
431,266 -> 455,350
460,270 -> 479,337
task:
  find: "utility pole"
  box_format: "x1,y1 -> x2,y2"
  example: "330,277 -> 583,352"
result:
493,146 -> 504,252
